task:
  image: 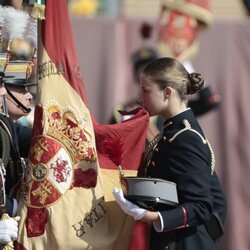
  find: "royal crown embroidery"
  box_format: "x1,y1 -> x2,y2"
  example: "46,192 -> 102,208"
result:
22,102 -> 98,208
45,102 -> 97,164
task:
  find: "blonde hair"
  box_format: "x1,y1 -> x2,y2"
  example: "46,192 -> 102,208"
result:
143,57 -> 204,100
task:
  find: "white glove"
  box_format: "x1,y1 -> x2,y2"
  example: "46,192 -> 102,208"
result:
0,218 -> 18,244
113,187 -> 147,220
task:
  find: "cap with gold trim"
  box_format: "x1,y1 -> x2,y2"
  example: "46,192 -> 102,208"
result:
3,78 -> 36,88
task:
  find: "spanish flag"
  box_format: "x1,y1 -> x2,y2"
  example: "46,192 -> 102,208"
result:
15,0 -> 149,249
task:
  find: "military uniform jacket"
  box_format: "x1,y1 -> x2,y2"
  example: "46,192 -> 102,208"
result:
0,114 -> 32,215
145,108 -> 226,250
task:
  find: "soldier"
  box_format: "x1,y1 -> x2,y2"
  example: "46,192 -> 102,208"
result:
113,57 -> 227,250
0,80 -> 20,245
0,57 -> 33,249
0,68 -> 33,247
0,3 -> 35,245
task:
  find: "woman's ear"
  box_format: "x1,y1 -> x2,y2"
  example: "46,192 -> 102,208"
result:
164,87 -> 172,99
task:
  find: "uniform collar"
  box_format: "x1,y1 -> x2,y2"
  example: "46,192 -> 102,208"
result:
163,108 -> 195,130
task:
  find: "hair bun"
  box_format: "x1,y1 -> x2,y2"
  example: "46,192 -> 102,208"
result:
187,73 -> 204,95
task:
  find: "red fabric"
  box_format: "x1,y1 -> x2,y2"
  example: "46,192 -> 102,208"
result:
129,222 -> 151,250
40,0 -> 149,170
95,108 -> 149,171
14,242 -> 27,250
95,108 -> 150,250
26,208 -> 47,237
29,136 -> 61,165
73,168 -> 97,188
41,0 -> 87,103
32,0 -> 150,248
32,105 -> 43,136
40,0 -> 149,171
29,179 -> 61,207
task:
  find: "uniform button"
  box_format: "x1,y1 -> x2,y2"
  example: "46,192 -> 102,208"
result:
162,136 -> 167,141
154,147 -> 159,152
151,161 -> 155,166
165,246 -> 169,250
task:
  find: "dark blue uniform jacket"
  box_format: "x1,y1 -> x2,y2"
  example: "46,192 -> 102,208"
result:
0,114 -> 32,215
146,109 -> 227,250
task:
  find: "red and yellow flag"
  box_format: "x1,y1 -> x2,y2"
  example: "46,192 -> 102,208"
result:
15,0 -> 149,249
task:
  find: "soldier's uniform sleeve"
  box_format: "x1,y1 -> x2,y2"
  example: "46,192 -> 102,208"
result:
210,172 -> 227,224
4,198 -> 14,216
159,130 -> 213,231
15,123 -> 32,157
0,117 -> 21,216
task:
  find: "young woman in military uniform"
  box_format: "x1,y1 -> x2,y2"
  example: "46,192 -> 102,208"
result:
113,57 -> 227,250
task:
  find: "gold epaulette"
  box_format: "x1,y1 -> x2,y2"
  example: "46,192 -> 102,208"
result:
168,119 -> 215,174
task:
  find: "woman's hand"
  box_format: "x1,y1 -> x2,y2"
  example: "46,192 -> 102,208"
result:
113,187 -> 147,220
113,187 -> 162,230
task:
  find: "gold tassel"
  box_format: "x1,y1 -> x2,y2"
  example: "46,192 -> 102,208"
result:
31,3 -> 45,20
22,3 -> 45,20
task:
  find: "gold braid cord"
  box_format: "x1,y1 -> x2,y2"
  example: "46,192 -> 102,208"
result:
143,133 -> 163,176
168,119 -> 215,174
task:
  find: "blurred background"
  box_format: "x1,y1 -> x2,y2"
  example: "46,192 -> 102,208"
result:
67,1 -> 250,250
68,0 -> 249,122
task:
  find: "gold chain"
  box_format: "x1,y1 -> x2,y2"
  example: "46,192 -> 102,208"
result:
143,133 -> 163,176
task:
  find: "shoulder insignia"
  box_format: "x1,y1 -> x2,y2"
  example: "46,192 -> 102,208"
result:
168,119 -> 206,144
168,119 -> 215,174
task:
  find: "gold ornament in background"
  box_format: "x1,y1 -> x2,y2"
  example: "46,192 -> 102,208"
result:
10,38 -> 35,61
68,0 -> 99,17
